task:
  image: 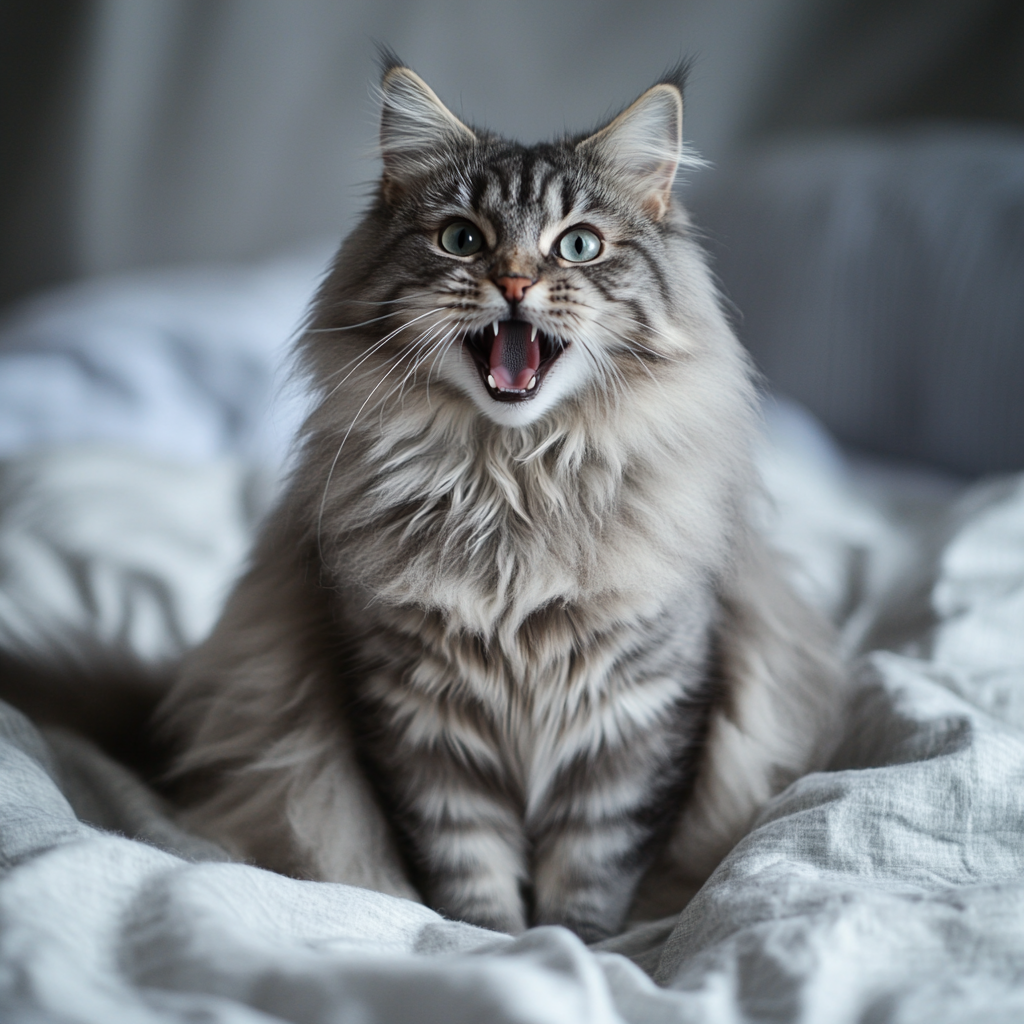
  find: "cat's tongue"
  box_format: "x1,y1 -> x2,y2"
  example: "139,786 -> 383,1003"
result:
489,320 -> 540,390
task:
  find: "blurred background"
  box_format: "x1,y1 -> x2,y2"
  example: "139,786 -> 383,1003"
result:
2,0 -> 1023,475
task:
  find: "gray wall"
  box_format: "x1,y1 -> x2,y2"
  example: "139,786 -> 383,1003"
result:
0,0 -> 813,303
4,0 -> 1022,306
2,0 -> 1022,474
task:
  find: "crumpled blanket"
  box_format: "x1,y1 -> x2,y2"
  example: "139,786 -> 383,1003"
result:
1,256 -> 1022,1022
0,438 -> 1022,1022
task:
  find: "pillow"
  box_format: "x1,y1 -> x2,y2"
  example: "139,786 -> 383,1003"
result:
0,246 -> 330,466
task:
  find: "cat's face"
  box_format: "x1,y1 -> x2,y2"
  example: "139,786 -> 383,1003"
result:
317,65 -> 696,430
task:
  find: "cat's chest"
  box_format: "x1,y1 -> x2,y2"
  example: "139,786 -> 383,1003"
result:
329,429 -> 736,640
365,591 -> 712,807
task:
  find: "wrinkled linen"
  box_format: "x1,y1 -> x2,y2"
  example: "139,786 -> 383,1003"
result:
2,262 -> 1024,1022
0,249 -> 322,467
0,441 -> 1021,1022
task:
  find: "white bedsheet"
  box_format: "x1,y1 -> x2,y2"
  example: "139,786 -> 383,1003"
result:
0,259 -> 1021,1023
0,248 -> 325,467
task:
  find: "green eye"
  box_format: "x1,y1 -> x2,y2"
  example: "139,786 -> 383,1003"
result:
440,221 -> 483,256
558,228 -> 601,263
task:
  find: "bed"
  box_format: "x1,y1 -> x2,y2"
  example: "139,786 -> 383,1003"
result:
1,226 -> 1023,1023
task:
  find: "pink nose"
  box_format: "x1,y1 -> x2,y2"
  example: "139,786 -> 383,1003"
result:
494,276 -> 535,303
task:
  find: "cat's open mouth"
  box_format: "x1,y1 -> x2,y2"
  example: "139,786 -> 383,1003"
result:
463,320 -> 566,403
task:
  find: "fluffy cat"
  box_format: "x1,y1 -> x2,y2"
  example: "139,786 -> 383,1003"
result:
161,59 -> 842,941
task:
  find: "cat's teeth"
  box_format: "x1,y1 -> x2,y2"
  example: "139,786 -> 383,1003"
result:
527,375 -> 537,390
530,325 -> 538,342
492,322 -> 499,336
487,374 -> 496,388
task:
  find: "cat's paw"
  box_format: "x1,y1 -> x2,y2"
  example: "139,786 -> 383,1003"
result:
428,882 -> 528,935
457,908 -> 528,936
563,920 -> 615,944
534,912 -> 616,945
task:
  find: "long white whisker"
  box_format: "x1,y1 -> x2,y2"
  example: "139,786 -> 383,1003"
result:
623,347 -> 660,384
385,316 -> 460,415
322,291 -> 436,308
421,322 -> 463,407
383,319 -> 454,416
384,319 -> 450,393
576,334 -> 627,417
316,332 -> 400,386
568,301 -> 686,364
425,324 -> 463,399
316,347 -> 421,560
305,311 -> 407,333
316,307 -> 447,403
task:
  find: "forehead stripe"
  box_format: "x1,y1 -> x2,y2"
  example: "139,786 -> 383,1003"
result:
535,167 -> 559,209
438,178 -> 466,206
560,178 -> 577,221
493,164 -> 512,204
469,171 -> 490,210
517,151 -> 536,207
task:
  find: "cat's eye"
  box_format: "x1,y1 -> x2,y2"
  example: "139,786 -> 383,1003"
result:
440,221 -> 484,257
557,227 -> 601,263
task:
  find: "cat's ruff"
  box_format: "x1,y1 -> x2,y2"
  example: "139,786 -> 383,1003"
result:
160,59 -> 842,941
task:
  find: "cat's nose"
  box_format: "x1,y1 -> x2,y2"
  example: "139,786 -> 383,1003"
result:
493,276 -> 536,304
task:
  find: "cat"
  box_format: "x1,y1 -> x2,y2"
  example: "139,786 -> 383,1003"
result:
160,57 -> 842,941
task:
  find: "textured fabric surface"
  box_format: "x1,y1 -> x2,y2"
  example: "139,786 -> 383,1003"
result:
0,428 -> 1022,1021
0,248 -> 324,466
1,242 -> 1021,1021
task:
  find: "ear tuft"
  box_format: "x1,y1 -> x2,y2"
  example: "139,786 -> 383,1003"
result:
578,81 -> 686,221
378,64 -> 475,200
375,43 -> 405,81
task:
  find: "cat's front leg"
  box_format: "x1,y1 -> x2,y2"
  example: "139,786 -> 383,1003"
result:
530,815 -> 648,942
401,762 -> 531,934
527,703 -> 691,941
359,668 -> 530,933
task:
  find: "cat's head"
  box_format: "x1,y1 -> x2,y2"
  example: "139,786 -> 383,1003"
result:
311,60 -> 718,433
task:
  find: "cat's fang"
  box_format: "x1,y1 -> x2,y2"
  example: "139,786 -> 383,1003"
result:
487,374 -> 496,388
527,376 -> 536,389
493,322 -> 499,336
530,325 -> 538,343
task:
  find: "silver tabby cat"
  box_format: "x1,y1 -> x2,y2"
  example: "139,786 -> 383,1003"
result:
162,60 -> 842,941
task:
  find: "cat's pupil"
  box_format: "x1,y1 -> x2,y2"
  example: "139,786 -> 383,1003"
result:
574,236 -> 583,255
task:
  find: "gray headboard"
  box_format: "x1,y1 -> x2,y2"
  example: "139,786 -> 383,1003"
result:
689,128 -> 1024,477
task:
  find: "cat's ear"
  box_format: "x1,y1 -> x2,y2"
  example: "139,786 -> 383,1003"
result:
578,81 -> 684,221
379,64 -> 476,201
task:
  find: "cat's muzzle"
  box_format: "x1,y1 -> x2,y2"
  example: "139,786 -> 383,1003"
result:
464,319 -> 566,403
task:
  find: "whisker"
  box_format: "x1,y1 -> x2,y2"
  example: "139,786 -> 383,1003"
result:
425,324 -> 464,400
394,317 -> 460,411
305,311 -> 407,333
324,292 -> 436,307
575,334 -> 628,416
305,292 -> 447,334
420,322 -> 464,407
568,301 -> 686,364
385,318 -> 456,415
623,348 -> 661,385
315,307 -> 448,402
316,346 -> 421,561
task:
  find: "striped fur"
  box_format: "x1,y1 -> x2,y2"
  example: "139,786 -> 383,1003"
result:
160,62 -> 842,940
